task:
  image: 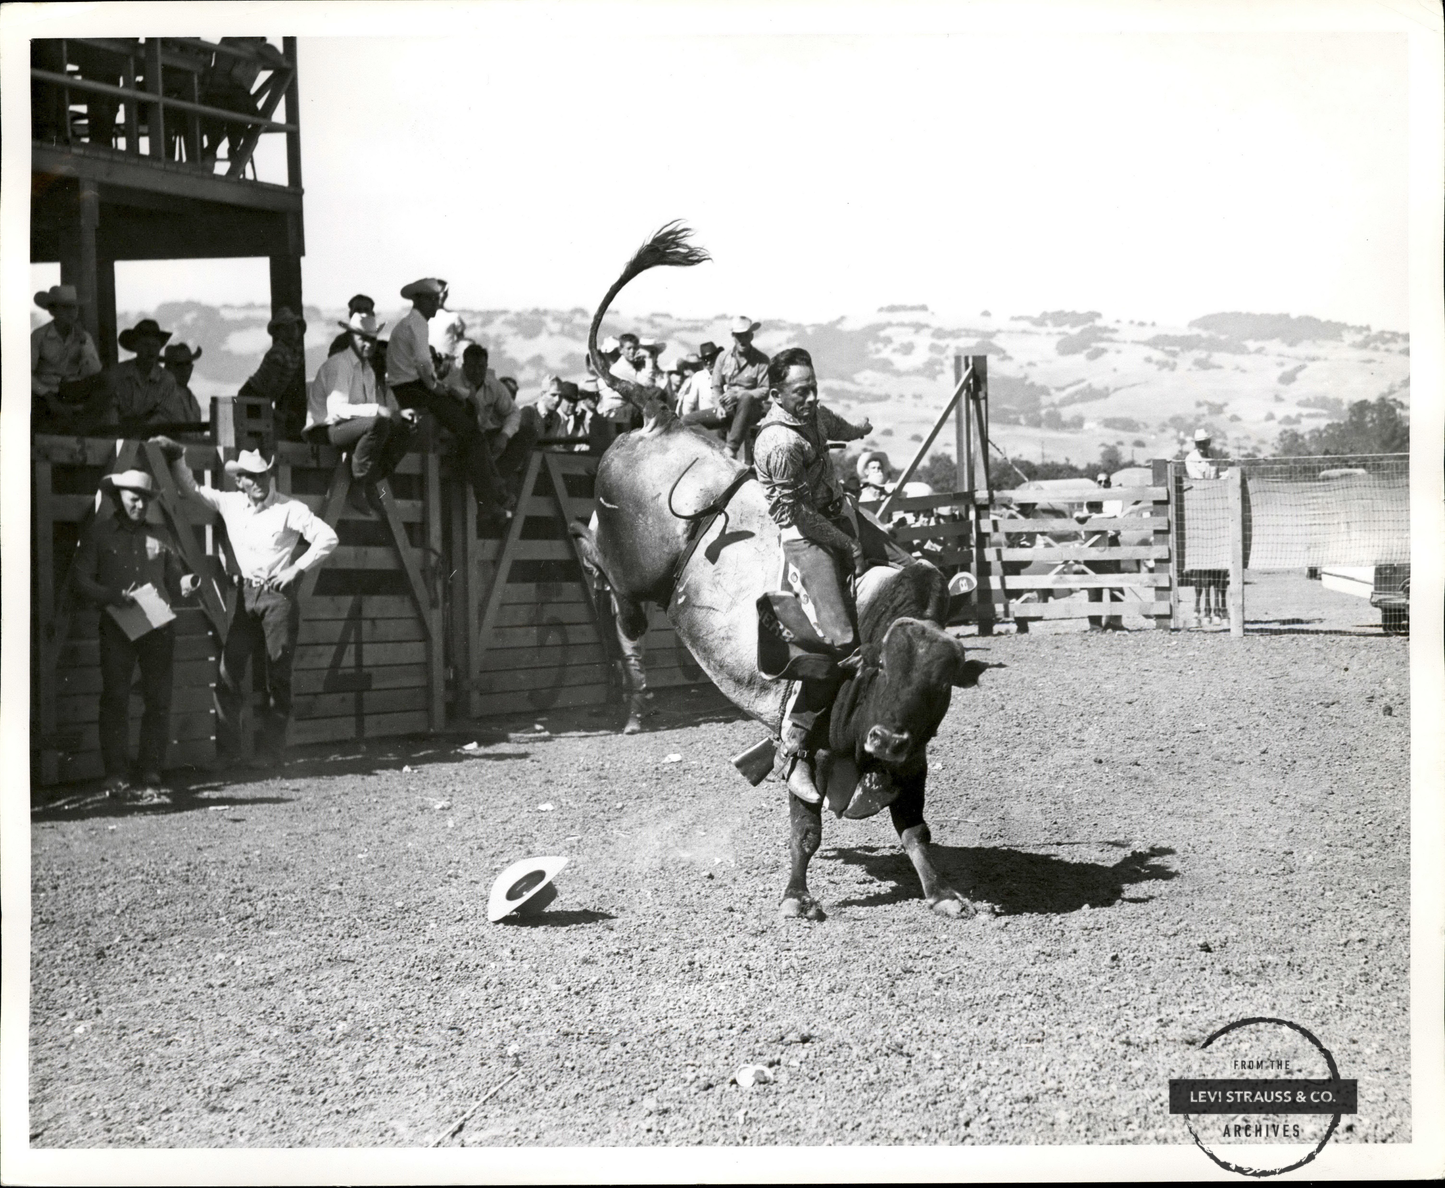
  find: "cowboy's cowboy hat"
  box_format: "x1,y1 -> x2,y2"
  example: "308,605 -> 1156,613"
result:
99,470 -> 157,497
163,343 -> 204,365
577,377 -> 600,398
697,340 -> 721,362
1193,428 -> 1212,442
35,284 -> 80,311
118,319 -> 173,351
347,293 -> 376,316
670,353 -> 701,373
599,336 -> 622,354
729,316 -> 761,335
639,338 -> 666,355
557,380 -> 580,402
487,855 -> 568,922
337,312 -> 386,339
266,306 -> 307,335
400,277 -> 448,305
223,449 -> 275,477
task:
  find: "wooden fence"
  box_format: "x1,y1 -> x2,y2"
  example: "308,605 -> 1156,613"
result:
860,462 -> 1175,629
31,436 -> 712,785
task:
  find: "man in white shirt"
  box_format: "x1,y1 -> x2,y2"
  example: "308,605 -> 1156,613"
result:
1184,428 -> 1219,479
387,277 -> 509,526
154,441 -> 339,769
674,353 -> 710,417
305,312 -> 418,513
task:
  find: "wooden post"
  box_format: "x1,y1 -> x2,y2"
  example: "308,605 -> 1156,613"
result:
424,449 -> 446,732
76,178 -> 101,349
968,358 -> 994,636
283,38 -> 303,191
953,354 -> 967,495
33,460 -> 59,786
145,38 -> 165,160
1228,465 -> 1245,637
1152,458 -> 1175,630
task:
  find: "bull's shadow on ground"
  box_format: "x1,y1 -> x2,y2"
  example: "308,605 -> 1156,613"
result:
827,841 -> 1177,915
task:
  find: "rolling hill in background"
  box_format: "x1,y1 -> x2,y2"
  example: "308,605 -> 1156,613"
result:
77,302 -> 1409,469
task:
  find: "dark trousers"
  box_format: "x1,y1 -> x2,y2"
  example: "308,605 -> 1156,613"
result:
34,373 -> 115,435
216,585 -> 300,762
1087,557 -> 1124,629
98,615 -> 175,777
308,416 -> 417,485
681,392 -> 764,454
490,414 -> 542,500
391,381 -> 503,509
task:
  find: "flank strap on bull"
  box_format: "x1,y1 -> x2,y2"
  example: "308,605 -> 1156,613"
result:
665,458 -> 757,595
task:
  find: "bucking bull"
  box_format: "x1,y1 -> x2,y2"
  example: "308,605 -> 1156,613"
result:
573,223 -> 988,921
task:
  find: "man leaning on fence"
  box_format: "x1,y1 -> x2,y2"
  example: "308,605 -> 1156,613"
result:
73,469 -> 203,802
153,439 -> 339,770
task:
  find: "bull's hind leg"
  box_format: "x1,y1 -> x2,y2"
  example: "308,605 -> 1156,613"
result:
780,793 -> 826,922
889,770 -> 985,919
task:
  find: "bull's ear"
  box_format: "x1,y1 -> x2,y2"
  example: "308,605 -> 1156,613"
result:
950,637 -> 970,686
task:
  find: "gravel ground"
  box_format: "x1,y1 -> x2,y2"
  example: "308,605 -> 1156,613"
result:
28,574 -> 1410,1149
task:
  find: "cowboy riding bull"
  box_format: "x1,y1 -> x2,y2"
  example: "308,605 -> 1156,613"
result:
572,223 -> 987,921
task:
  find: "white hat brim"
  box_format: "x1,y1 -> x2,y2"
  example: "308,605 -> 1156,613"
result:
487,855 -> 568,922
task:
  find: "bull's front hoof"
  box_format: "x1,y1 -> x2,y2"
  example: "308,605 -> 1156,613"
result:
928,889 -> 990,920
779,896 -> 826,922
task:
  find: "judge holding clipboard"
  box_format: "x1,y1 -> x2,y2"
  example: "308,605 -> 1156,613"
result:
72,470 -> 201,801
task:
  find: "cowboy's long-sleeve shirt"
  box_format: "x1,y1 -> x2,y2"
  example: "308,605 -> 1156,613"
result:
753,403 -> 869,555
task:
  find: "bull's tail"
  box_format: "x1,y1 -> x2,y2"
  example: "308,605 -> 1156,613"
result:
587,222 -> 711,429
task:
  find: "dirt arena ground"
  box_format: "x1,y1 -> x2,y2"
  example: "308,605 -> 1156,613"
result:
28,573 -> 1410,1148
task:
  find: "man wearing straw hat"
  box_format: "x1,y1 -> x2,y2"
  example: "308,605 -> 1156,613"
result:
711,315 -> 771,459
113,318 -> 196,435
305,312 -> 418,515
162,343 -> 206,425
387,277 -> 511,528
31,283 -> 109,433
72,469 -> 202,800
154,441 -> 339,770
240,306 -> 308,439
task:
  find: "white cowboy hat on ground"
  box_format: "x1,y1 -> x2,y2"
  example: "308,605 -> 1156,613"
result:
224,449 -> 275,477
488,855 -> 569,922
35,284 -> 80,310
99,470 -> 157,496
730,316 -> 761,335
338,312 -> 386,338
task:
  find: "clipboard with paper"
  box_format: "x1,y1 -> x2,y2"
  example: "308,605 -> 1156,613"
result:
104,583 -> 176,641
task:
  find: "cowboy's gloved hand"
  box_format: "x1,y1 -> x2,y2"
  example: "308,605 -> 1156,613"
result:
149,435 -> 185,463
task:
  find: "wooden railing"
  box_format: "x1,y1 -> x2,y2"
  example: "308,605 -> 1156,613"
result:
31,36 -> 299,186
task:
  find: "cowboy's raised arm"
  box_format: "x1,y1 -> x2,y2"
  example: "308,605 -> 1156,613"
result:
151,436 -> 224,512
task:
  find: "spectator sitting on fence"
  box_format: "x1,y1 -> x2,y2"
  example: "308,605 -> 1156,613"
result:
633,339 -> 667,390
444,344 -> 540,501
305,312 -> 419,516
712,316 -> 772,460
387,277 -> 512,528
574,379 -> 605,454
240,306 -> 308,440
113,319 -> 198,437
857,450 -> 895,503
327,294 -> 378,357
153,440 -> 339,771
31,284 -> 109,434
672,353 -> 709,418
73,469 -> 202,801
162,343 -> 206,426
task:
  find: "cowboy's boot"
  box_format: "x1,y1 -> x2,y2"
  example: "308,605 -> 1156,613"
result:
777,722 -> 822,805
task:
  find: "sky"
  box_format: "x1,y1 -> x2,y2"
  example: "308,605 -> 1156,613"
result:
19,7 -> 1417,331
